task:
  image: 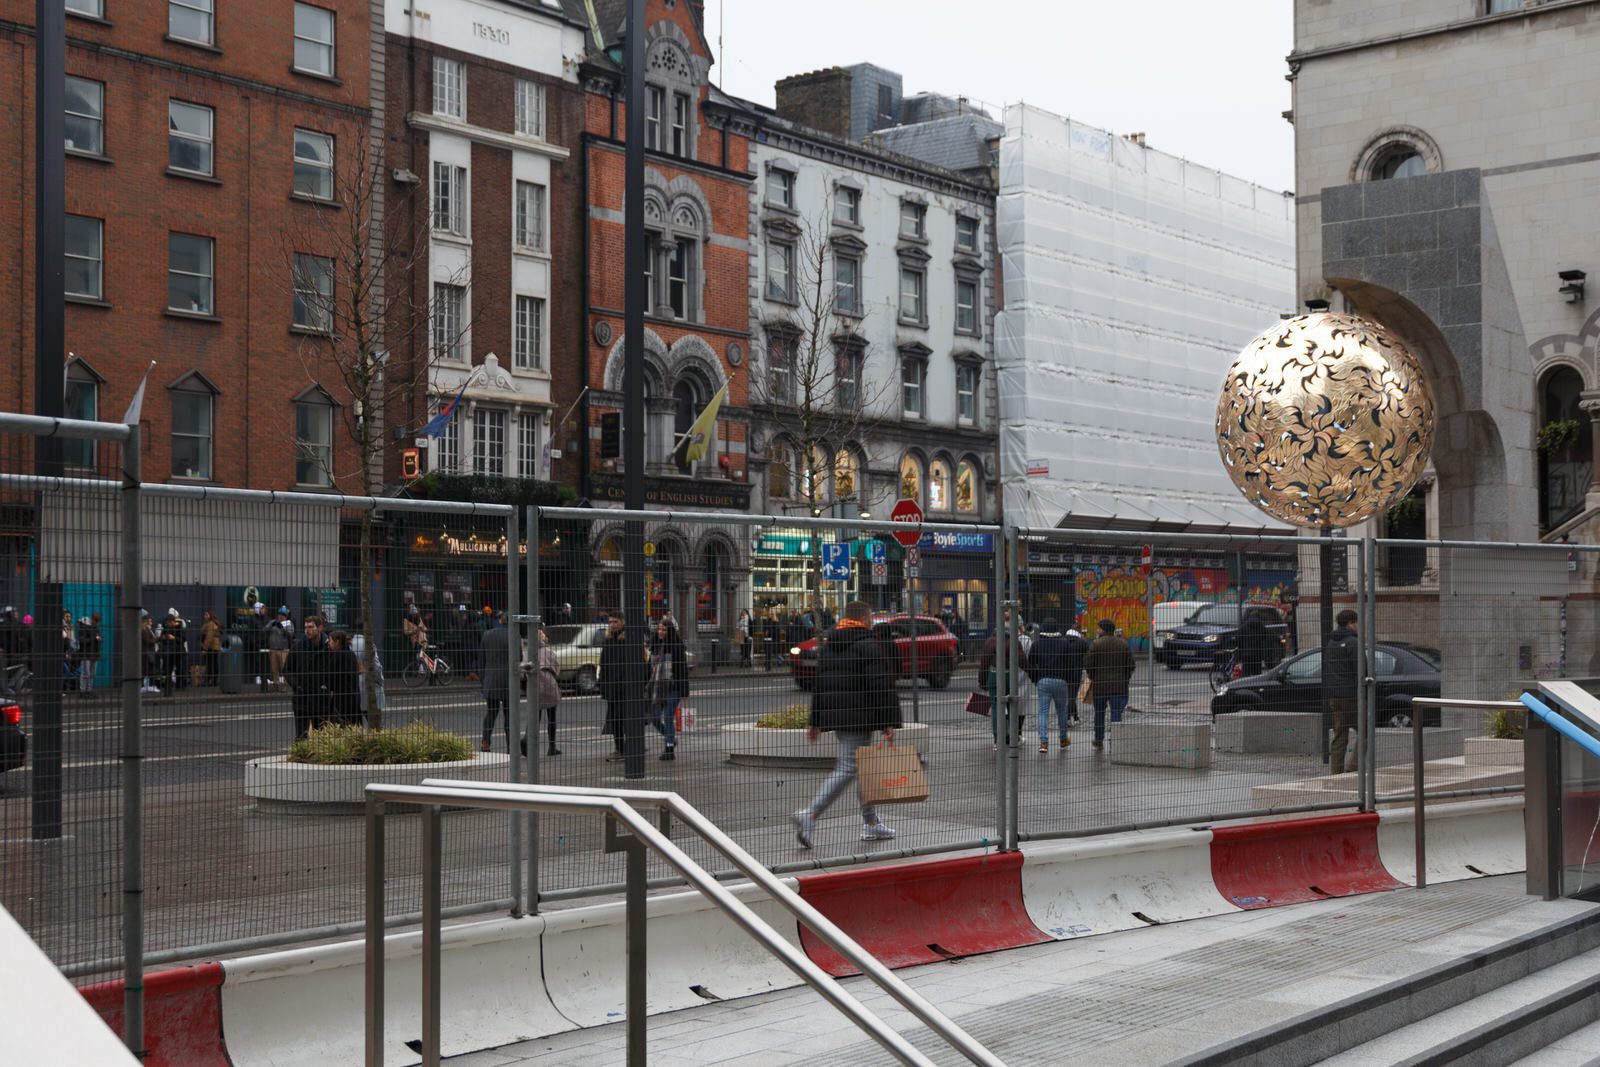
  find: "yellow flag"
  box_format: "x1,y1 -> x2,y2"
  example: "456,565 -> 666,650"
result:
675,384 -> 726,465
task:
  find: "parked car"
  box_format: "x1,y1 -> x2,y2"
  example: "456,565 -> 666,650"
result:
1160,603 -> 1288,669
543,623 -> 605,695
1,702 -> 24,773
789,614 -> 961,691
1210,641 -> 1442,726
1151,600 -> 1207,652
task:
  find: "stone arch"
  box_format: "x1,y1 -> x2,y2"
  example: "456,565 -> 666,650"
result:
602,328 -> 670,393
666,334 -> 727,393
1350,126 -> 1445,184
1527,304 -> 1600,382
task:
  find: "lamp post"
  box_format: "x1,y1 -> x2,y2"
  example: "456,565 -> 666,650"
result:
620,0 -> 647,782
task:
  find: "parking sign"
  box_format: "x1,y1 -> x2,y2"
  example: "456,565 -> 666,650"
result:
820,542 -> 851,582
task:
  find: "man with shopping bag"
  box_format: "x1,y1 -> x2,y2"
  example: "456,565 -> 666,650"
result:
792,600 -> 903,849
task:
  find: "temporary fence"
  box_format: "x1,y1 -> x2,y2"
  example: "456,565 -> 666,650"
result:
1,413 -> 1580,1006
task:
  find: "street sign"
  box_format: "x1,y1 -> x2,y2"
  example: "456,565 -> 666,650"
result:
864,540 -> 886,566
643,541 -> 656,557
820,542 -> 851,582
871,562 -> 888,584
890,498 -> 924,547
1140,543 -> 1153,576
906,545 -> 922,578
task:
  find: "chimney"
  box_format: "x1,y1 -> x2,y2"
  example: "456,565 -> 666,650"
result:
774,67 -> 853,140
1125,131 -> 1147,146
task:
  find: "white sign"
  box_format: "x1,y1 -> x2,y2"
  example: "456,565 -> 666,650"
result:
906,545 -> 921,579
1026,459 -> 1049,478
871,562 -> 887,585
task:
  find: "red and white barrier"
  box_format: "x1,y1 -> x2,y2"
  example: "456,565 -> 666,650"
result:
1376,796 -> 1526,885
1019,828 -> 1238,939
1210,812 -> 1405,908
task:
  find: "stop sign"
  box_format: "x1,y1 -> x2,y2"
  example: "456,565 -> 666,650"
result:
889,498 -> 924,547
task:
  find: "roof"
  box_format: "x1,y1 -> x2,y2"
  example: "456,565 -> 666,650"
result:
865,113 -> 1003,175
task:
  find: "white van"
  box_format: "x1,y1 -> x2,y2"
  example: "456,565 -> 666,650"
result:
1151,601 -> 1207,650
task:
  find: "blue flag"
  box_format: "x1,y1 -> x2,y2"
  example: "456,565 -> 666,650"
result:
420,381 -> 469,438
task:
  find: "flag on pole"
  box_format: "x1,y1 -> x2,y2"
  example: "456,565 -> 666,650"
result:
122,361 -> 156,425
420,381 -> 470,438
672,384 -> 726,467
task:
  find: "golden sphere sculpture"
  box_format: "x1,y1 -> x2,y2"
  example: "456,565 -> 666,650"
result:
1215,312 -> 1435,529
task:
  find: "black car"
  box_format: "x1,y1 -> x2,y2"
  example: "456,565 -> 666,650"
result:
1,702 -> 24,773
1160,603 -> 1288,669
1210,641 -> 1442,727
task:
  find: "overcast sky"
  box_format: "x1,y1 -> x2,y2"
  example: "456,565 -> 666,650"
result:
701,0 -> 1296,192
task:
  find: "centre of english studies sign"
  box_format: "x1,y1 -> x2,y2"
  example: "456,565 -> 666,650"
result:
591,474 -> 752,512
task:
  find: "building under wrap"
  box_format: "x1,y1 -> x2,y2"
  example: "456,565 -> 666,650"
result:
994,104 -> 1297,531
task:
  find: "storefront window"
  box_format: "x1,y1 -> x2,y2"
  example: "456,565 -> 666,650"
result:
899,454 -> 922,502
956,460 -> 977,513
929,460 -> 951,511
834,449 -> 858,500
698,543 -> 724,630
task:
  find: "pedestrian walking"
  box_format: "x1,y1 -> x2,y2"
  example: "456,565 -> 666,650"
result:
735,608 -> 752,666
1084,618 -> 1135,748
286,614 -> 332,739
402,604 -> 428,653
349,618 -> 385,724
791,600 -> 901,848
158,608 -> 188,691
139,611 -> 160,693
1025,619 -> 1086,752
77,613 -> 101,695
533,628 -> 561,756
978,619 -> 1031,747
199,609 -> 223,686
479,613 -> 515,751
1325,608 -> 1360,775
325,630 -> 363,726
598,615 -> 647,771
266,606 -> 294,692
1238,608 -> 1271,678
647,617 -> 689,761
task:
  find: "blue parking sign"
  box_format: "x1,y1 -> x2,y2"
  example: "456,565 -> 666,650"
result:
821,542 -> 851,582
865,540 -> 886,566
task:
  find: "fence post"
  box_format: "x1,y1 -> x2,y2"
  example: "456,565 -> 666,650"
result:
1363,535 -> 1379,811
120,424 -> 144,1056
525,504 -> 541,914
1354,535 -> 1368,811
992,530 -> 1008,848
1005,524 -> 1021,852
506,507 -> 523,916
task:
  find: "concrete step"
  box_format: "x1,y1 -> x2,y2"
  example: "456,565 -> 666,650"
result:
1175,909 -> 1600,1067
1507,1017 -> 1600,1065
1320,946 -> 1600,1066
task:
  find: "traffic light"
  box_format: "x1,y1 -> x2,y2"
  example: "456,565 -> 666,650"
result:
400,447 -> 421,480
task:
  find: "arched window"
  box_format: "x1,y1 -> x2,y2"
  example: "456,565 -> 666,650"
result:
698,540 -> 727,629
899,454 -> 923,502
1373,149 -> 1425,180
672,376 -> 702,472
800,445 -> 826,503
928,459 -> 951,511
955,459 -> 978,513
1354,128 -> 1441,184
834,449 -> 859,500
1539,366 -> 1591,530
770,441 -> 793,500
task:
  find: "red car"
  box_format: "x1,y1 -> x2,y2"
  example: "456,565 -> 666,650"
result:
789,614 -> 961,691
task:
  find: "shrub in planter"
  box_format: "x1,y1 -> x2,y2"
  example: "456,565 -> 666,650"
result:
287,721 -> 473,765
755,703 -> 811,730
1488,707 -> 1525,741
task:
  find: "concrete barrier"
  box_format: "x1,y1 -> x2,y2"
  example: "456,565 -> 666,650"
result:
1108,722 -> 1213,768
1210,812 -> 1404,908
540,878 -> 808,1028
220,914 -> 570,1067
79,964 -> 229,1067
1019,829 -> 1239,939
1216,711 -> 1321,754
1375,797 -> 1526,885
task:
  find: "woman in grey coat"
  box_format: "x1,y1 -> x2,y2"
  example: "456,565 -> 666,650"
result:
479,613 -> 515,751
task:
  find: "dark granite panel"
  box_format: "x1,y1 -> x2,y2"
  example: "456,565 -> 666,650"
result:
1407,249 -> 1457,291
1324,258 -> 1362,281
1440,206 -> 1482,248
1408,287 -> 1442,323
1362,178 -> 1410,219
1365,254 -> 1410,291
1442,323 -> 1482,371
1406,173 -> 1458,214
1453,169 -> 1482,207
1385,213 -> 1440,255
1440,284 -> 1484,327
1321,182 -> 1365,224
1457,247 -> 1482,285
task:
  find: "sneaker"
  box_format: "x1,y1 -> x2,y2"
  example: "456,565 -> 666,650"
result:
1059,738 -> 1071,750
479,739 -> 491,752
791,810 -> 815,849
605,751 -> 624,763
861,822 -> 896,842
1092,740 -> 1104,749
660,747 -> 675,761
547,745 -> 561,757
1038,742 -> 1049,753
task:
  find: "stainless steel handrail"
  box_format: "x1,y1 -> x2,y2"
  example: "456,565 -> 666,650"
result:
424,778 -> 1004,1067
1409,698 -> 1525,889
362,783 -> 987,1067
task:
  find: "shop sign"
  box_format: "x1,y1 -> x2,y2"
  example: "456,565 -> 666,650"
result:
591,474 -> 753,511
409,533 -> 528,559
918,531 -> 993,553
755,533 -> 812,556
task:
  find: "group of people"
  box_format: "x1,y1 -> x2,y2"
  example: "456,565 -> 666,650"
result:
978,617 -> 1137,751
138,607 -> 228,692
594,614 -> 689,771
0,606 -> 104,695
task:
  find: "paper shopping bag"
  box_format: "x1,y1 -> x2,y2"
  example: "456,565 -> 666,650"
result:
674,703 -> 696,732
856,742 -> 929,805
1077,674 -> 1093,704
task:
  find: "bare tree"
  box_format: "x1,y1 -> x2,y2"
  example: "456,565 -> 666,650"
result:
277,134 -> 473,728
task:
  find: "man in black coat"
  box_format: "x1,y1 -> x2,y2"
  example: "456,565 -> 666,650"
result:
1325,609 -> 1360,775
1238,609 -> 1272,677
792,600 -> 901,849
598,615 -> 648,776
1026,621 -> 1087,751
286,614 -> 332,739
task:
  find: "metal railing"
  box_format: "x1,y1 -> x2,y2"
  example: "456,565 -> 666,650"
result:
1409,698 -> 1525,889
363,781 -> 1002,1067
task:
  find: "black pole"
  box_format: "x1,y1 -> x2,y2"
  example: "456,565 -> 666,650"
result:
1319,528 -> 1334,766
32,0 -> 67,840
620,0 -> 647,781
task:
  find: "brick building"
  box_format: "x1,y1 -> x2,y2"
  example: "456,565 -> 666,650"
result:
0,0 -> 375,490
574,0 -> 754,636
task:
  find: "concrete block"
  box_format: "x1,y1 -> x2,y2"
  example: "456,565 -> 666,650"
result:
1109,722 -> 1213,769
1216,711 -> 1321,755
1371,727 -> 1464,768
1464,736 -> 1524,767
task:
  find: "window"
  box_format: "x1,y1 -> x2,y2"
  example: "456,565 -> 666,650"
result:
766,330 -> 793,405
168,100 -> 213,175
293,128 -> 334,199
64,366 -> 99,467
515,79 -> 545,138
955,277 -> 979,334
765,240 -> 794,301
899,266 -> 925,322
834,450 -> 858,499
769,168 -> 794,209
518,413 -> 540,478
513,295 -> 544,370
901,357 -> 925,418
899,454 -> 922,502
514,180 -> 546,250
955,459 -> 977,513
645,86 -> 665,151
956,215 -> 979,253
671,92 -> 691,157
473,408 -> 506,475
769,445 -> 792,499
295,396 -> 334,486
168,233 -> 214,314
169,0 -> 213,45
433,57 -> 464,119
432,162 -> 467,235
835,345 -> 863,411
433,283 -> 465,361
171,387 -> 213,479
1374,149 -> 1425,180
672,378 -> 704,472
64,215 -> 103,300
667,238 -> 692,318
834,252 -> 860,314
928,459 -> 951,511
293,3 -> 335,76
436,397 -> 460,472
292,253 -> 333,331
834,186 -> 861,226
877,83 -> 894,123
1486,0 -> 1521,10
66,0 -> 104,16
899,199 -> 926,240
1284,650 -> 1321,683
64,76 -> 103,155
956,364 -> 979,423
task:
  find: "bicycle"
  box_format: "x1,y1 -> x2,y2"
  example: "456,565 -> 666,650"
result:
401,643 -> 452,688
1208,651 -> 1242,695
1,661 -> 31,699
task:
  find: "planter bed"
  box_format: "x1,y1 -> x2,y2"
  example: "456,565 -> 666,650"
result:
245,753 -> 511,814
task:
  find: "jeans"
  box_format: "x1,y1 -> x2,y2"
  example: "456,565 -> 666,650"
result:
651,697 -> 678,747
1037,677 -> 1074,742
78,657 -> 96,692
1093,692 -> 1127,743
804,730 -> 879,825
